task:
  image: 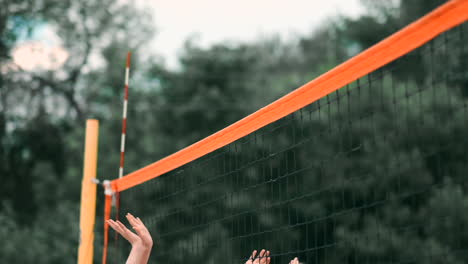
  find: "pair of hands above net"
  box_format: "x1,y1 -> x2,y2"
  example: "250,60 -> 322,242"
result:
108,214 -> 300,264
245,249 -> 300,264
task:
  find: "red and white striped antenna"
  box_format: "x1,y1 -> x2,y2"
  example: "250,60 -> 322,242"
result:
116,52 -> 131,219
103,52 -> 132,264
113,52 -> 131,248
119,52 -> 131,179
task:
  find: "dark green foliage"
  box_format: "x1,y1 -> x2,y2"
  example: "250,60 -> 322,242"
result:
119,19 -> 468,264
0,0 -> 153,262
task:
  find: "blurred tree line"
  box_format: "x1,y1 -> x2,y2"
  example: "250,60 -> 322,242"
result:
0,0 -> 467,263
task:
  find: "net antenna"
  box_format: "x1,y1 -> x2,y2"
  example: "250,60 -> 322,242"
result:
120,52 -> 131,180
116,52 -> 131,219
101,51 -> 132,264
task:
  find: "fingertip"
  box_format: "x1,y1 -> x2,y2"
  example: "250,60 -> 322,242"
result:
251,249 -> 257,259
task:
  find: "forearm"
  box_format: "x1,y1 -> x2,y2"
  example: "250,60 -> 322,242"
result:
137,245 -> 152,264
126,244 -> 152,264
125,246 -> 139,264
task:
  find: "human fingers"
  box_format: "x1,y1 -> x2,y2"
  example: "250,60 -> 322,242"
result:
108,219 -> 125,235
250,249 -> 257,259
116,220 -> 139,242
127,212 -> 138,222
128,219 -> 152,246
131,224 -> 148,239
126,213 -> 140,228
108,220 -> 133,242
260,250 -> 270,264
116,220 -> 130,232
126,214 -> 149,236
136,216 -> 144,225
135,217 -> 150,234
255,249 -> 265,264
107,220 -> 121,233
247,250 -> 257,264
126,214 -> 148,236
246,250 -> 257,264
258,249 -> 265,258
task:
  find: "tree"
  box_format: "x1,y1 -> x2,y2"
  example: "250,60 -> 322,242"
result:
0,0 -> 153,261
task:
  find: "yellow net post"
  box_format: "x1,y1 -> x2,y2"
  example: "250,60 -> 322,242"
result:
78,119 -> 99,264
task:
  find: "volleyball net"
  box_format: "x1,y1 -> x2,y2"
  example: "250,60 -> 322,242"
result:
101,1 -> 468,263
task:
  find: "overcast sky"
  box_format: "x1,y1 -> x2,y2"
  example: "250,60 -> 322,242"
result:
146,0 -> 365,68
11,0 -> 365,71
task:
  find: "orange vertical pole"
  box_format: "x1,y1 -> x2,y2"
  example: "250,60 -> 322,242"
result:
78,119 -> 99,264
102,192 -> 112,264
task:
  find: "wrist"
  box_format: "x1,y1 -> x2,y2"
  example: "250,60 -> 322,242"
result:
132,241 -> 152,251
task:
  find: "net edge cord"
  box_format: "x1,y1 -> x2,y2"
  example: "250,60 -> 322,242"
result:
112,0 -> 468,192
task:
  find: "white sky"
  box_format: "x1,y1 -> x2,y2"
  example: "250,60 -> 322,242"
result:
146,0 -> 365,68
11,0 -> 365,71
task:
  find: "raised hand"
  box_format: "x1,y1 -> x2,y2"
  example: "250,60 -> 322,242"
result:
107,218 -> 140,245
107,213 -> 153,264
126,213 -> 153,248
245,249 -> 271,264
107,213 -> 153,249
